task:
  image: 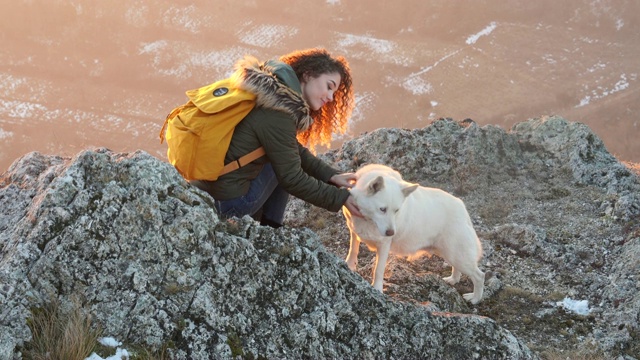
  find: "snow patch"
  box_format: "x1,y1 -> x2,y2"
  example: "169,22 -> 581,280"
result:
0,99 -> 48,119
411,49 -> 461,77
139,40 -> 168,55
579,36 -> 597,44
0,74 -> 53,100
99,337 -> 122,347
188,47 -> 247,73
334,33 -> 411,66
139,40 -> 249,78
402,76 -> 433,95
557,297 -> 591,316
586,62 -> 607,73
466,22 -> 497,45
161,5 -> 204,34
0,128 -> 14,140
348,92 -> 375,128
336,33 -> 396,54
85,337 -> 129,360
576,73 -> 633,108
399,49 -> 462,95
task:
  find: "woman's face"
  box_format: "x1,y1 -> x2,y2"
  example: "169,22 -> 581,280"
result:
301,72 -> 341,111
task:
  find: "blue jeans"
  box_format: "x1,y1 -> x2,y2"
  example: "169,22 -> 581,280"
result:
214,163 -> 289,225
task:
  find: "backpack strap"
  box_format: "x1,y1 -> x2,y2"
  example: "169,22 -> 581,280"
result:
219,147 -> 266,177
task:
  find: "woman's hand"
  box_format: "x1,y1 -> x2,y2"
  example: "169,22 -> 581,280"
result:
344,195 -> 363,218
329,172 -> 357,188
331,173 -> 362,217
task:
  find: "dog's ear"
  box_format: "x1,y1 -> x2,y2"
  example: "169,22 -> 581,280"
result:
367,176 -> 384,195
402,183 -> 419,198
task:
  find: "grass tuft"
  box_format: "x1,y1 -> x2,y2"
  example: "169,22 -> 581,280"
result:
24,297 -> 102,360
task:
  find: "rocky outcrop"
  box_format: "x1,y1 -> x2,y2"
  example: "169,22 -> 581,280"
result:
1,115 -> 639,359
1,147 -> 533,358
289,115 -> 640,358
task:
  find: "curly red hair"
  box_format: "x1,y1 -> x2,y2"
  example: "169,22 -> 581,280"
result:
279,48 -> 354,152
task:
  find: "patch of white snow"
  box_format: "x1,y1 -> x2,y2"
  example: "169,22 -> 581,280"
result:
466,22 -> 497,45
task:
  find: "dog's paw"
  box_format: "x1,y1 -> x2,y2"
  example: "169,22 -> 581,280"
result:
443,276 -> 458,285
463,293 -> 481,304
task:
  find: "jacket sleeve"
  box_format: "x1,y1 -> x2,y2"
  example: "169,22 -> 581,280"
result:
297,145 -> 340,183
253,109 -> 349,212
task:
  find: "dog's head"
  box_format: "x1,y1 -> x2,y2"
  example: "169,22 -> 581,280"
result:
351,175 -> 418,237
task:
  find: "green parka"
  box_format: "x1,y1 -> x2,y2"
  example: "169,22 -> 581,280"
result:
193,57 -> 350,212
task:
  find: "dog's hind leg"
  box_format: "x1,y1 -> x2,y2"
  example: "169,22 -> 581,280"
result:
371,242 -> 391,292
462,267 -> 485,304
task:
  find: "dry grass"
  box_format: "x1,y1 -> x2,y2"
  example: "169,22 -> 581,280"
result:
23,296 -> 174,360
24,297 -> 102,360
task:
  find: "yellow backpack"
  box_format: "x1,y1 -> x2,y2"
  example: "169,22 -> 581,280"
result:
159,78 -> 265,181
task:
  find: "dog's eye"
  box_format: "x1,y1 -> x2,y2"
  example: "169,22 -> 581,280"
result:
380,207 -> 387,213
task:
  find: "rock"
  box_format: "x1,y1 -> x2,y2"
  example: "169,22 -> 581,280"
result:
3,115 -> 639,359
293,116 -> 640,358
1,148 -> 534,358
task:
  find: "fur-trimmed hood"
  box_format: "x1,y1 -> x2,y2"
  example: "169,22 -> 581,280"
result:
230,56 -> 313,131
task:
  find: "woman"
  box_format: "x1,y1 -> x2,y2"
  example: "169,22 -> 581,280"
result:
191,48 -> 362,228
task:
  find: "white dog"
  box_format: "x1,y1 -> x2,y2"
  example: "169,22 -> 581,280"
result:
343,164 -> 485,304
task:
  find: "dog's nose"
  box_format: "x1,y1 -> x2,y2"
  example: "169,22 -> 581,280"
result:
385,229 -> 394,236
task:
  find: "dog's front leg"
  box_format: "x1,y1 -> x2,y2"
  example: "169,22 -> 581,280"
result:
345,229 -> 360,271
372,241 -> 391,292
